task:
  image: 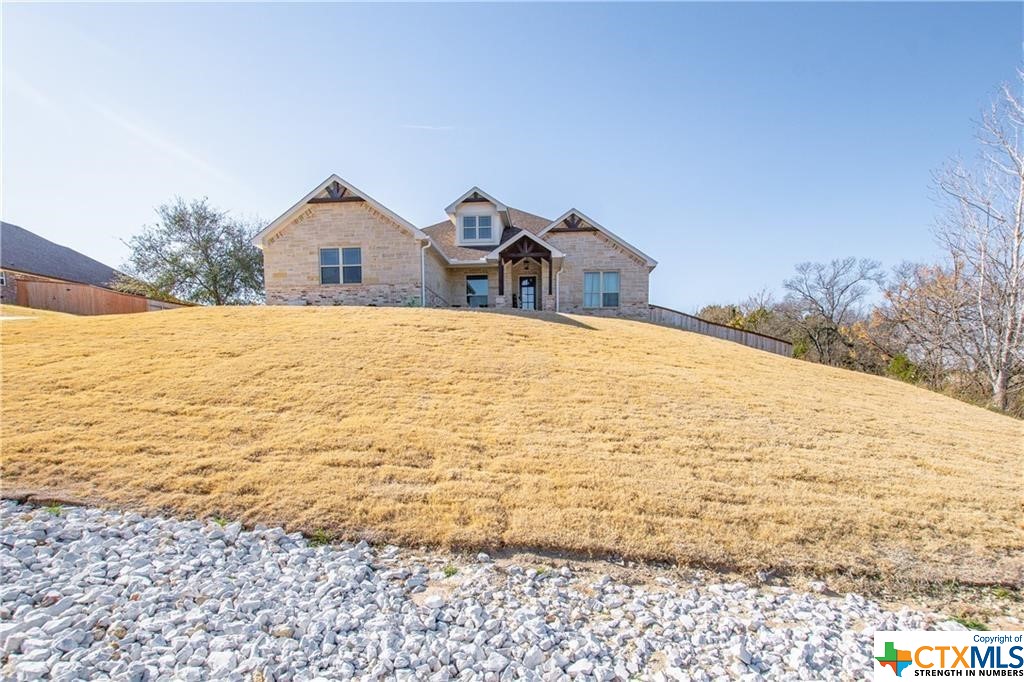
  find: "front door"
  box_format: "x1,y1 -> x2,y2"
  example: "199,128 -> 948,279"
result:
519,276 -> 537,310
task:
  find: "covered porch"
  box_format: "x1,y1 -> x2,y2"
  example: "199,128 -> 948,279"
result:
489,232 -> 564,312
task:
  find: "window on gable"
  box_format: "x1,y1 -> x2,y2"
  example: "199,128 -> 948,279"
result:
583,271 -> 620,308
342,247 -> 362,284
320,248 -> 340,284
466,275 -> 489,307
602,272 -> 620,307
320,248 -> 362,284
462,215 -> 492,241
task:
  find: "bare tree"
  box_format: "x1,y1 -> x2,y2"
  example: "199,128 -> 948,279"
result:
783,258 -> 884,366
876,262 -> 968,390
742,287 -> 778,315
737,288 -> 794,339
932,71 -> 1024,411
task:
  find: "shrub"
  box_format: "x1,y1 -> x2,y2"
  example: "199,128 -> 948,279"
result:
952,615 -> 988,630
887,354 -> 919,383
309,529 -> 333,547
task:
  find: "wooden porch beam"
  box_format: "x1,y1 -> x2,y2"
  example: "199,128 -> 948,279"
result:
498,236 -> 552,264
503,248 -> 552,261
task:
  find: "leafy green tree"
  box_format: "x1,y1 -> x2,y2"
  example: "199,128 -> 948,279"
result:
121,197 -> 264,305
696,303 -> 743,327
698,291 -> 796,340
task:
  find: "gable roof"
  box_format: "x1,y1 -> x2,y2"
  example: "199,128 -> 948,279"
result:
444,187 -> 508,215
484,230 -> 565,261
539,209 -> 658,268
256,176 -> 657,270
1,221 -> 122,288
422,207 -> 552,263
252,174 -> 427,247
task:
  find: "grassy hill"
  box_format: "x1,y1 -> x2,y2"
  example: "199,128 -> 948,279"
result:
1,305 -> 1020,585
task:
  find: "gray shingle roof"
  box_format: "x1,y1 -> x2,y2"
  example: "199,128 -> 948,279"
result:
1,222 -> 122,289
423,207 -> 552,262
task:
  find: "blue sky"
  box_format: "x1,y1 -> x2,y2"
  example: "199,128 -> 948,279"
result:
2,2 -> 1019,311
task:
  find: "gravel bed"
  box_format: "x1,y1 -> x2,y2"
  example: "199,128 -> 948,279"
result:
0,501 -> 964,681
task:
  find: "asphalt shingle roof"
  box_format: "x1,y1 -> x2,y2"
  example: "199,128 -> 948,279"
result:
422,207 -> 552,262
1,222 -> 122,289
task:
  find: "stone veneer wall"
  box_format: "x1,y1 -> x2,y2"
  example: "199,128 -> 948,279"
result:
445,267 -> 500,308
423,249 -> 450,307
430,233 -> 650,318
545,231 -> 651,320
0,270 -> 17,305
263,202 -> 423,307
261,201 -> 652,318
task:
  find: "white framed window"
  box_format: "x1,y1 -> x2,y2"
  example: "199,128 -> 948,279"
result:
583,271 -> 620,308
466,275 -> 489,307
461,215 -> 492,241
320,248 -> 362,284
0,272 -> 6,287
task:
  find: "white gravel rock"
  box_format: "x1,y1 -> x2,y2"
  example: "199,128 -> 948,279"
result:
0,501 -> 953,680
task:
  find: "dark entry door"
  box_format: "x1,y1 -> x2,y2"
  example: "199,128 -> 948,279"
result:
519,276 -> 537,310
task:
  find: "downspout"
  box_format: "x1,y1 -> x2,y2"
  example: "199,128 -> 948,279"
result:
555,264 -> 563,312
420,242 -> 430,307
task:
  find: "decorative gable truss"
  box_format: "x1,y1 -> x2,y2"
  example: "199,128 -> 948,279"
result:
309,180 -> 364,203
549,212 -> 596,233
539,209 -> 657,269
253,174 -> 428,248
462,190 -> 489,203
484,230 -> 565,297
444,187 -> 508,216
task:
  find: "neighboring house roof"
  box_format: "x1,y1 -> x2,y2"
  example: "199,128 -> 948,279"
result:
422,207 -> 552,263
1,221 -> 122,289
253,174 -> 428,247
539,209 -> 658,268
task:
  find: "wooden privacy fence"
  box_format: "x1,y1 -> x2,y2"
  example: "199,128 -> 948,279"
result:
17,280 -> 149,315
649,304 -> 793,357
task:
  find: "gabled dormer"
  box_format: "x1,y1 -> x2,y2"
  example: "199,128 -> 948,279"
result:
445,187 -> 508,247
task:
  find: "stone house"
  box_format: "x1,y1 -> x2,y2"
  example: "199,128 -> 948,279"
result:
254,175 -> 658,319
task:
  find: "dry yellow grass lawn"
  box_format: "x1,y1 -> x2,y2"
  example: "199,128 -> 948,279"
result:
1,305 -> 1021,584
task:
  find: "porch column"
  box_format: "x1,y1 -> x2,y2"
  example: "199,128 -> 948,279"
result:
494,259 -> 507,308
